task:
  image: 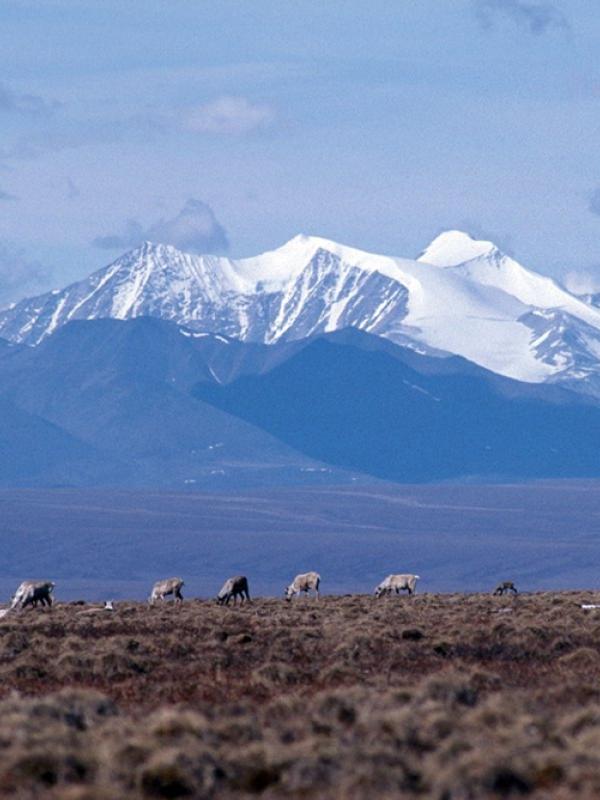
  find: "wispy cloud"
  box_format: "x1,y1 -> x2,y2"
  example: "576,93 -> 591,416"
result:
92,199 -> 229,254
0,120 -> 145,162
184,96 -> 274,135
0,94 -> 274,167
0,82 -> 60,116
0,241 -> 53,306
589,187 -> 600,217
473,0 -> 570,35
563,269 -> 600,296
66,177 -> 80,200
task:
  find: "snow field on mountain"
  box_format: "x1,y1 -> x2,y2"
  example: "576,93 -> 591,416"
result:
3,230 -> 600,390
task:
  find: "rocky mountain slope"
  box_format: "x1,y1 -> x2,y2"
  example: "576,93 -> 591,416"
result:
2,318 -> 600,486
3,231 -> 600,394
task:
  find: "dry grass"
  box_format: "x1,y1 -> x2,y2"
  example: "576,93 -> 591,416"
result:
1,592 -> 600,797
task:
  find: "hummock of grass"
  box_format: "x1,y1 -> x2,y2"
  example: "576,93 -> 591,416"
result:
1,592 -> 600,798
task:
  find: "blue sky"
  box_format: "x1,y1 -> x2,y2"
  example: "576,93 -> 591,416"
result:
1,0 -> 600,302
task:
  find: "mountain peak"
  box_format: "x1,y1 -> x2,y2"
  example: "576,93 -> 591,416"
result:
133,240 -> 181,259
418,230 -> 498,267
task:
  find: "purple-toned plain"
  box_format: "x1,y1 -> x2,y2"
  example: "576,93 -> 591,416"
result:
1,482 -> 599,601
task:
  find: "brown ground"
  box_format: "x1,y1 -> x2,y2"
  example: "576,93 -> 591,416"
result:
1,592 -> 600,798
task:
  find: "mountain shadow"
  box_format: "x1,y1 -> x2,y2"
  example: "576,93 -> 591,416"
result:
194,329 -> 600,482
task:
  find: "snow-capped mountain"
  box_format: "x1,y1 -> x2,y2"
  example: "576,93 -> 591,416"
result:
418,231 -> 600,394
3,230 -> 600,394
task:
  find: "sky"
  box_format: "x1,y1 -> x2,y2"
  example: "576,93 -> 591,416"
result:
1,0 -> 600,304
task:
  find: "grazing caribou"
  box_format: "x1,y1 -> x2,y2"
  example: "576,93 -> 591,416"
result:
10,580 -> 55,610
216,576 -> 250,605
285,571 -> 321,601
493,581 -> 518,596
149,577 -> 184,605
374,574 -> 420,598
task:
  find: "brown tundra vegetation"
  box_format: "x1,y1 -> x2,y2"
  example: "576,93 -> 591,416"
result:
2,592 -> 600,798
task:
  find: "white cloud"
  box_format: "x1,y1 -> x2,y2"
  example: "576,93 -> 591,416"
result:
92,199 -> 229,254
563,270 -> 600,296
185,96 -> 274,135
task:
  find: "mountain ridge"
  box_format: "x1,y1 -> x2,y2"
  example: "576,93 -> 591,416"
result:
3,231 -> 600,395
3,316 -> 600,486
0,317 -> 369,488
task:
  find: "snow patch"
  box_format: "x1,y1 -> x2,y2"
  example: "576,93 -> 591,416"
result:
418,230 -> 496,267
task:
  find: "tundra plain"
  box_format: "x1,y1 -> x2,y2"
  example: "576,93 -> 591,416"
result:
3,484 -> 600,797
3,482 -> 600,599
2,593 -> 600,798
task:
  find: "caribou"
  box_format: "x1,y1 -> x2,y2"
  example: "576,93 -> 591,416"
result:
374,574 -> 420,598
149,577 -> 184,605
10,580 -> 55,610
493,581 -> 518,596
285,571 -> 321,601
216,576 -> 250,605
